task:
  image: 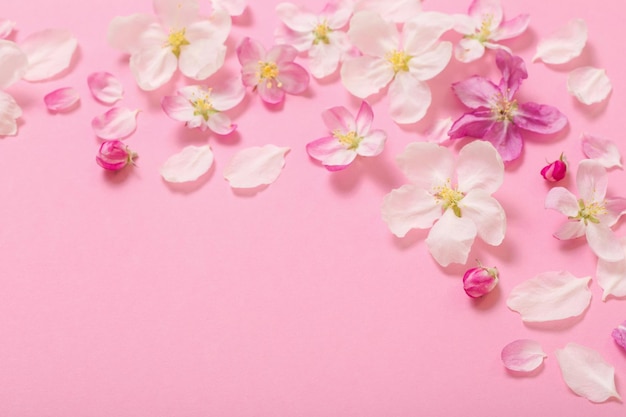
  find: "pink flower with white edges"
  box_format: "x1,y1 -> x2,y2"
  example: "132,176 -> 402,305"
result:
96,140 -> 138,171
237,37 -> 309,104
381,140 -> 506,267
161,81 -> 245,134
453,0 -> 529,62
340,10 -> 453,124
275,1 -> 352,79
545,160 -> 626,262
107,0 -> 230,91
306,101 -> 386,171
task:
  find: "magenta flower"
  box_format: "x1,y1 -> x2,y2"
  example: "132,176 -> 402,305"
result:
463,261 -> 499,298
306,101 -> 387,171
236,37 -> 309,104
541,154 -> 567,182
96,140 -> 138,171
449,50 -> 568,162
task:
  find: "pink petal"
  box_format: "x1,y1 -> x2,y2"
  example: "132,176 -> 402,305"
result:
223,145 -> 290,188
160,145 -> 214,183
581,133 -> 622,169
306,136 -> 357,170
347,11 -> 398,58
460,190 -> 506,246
555,343 -> 621,403
483,120 -> 523,163
403,12 -> 455,56
20,29 -> 77,82
506,271 -> 592,322
211,80 -> 245,111
456,140 -> 504,194
501,340 -> 547,372
553,221 -> 586,240
236,37 -> 265,67
468,0 -> 503,27
354,0 -> 422,24
212,0 -> 246,16
603,198 -> 626,227
340,55 -> 394,98
106,14 -> 159,55
0,91 -> 21,136
161,95 -> 194,122
357,130 -> 386,157
395,142 -> 454,189
355,100 -> 374,134
451,76 -> 499,109
153,0 -> 199,28
257,80 -> 285,104
87,72 -> 123,104
0,19 -> 15,39
381,184 -> 441,237
207,112 -> 236,135
586,222 -> 624,262
596,238 -> 626,301
513,102 -> 568,134
322,105 -> 356,133
533,19 -> 587,64
44,87 -> 80,112
266,43 -> 298,66
425,117 -> 453,144
495,50 -> 527,97
567,66 -> 612,105
277,62 -> 309,95
612,322 -> 626,350
545,187 -> 579,217
91,107 -> 139,140
491,14 -> 530,41
426,209 -> 477,267
129,46 -> 177,91
448,109 -> 495,140
0,39 -> 28,89
576,159 -> 607,202
388,72 -> 431,124
275,2 -> 317,32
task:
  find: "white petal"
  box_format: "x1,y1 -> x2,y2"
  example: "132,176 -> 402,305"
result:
354,0 -> 421,24
212,0 -> 246,16
160,145 -> 214,183
554,221 -> 586,240
426,209 -> 477,266
454,37 -> 485,63
555,343 -> 621,403
275,2 -> 317,32
308,42 -> 342,79
223,145 -> 290,189
596,238 -> 626,301
0,91 -> 21,136
403,12 -> 455,56
533,18 -> 587,64
178,39 -> 227,80
87,72 -> 124,104
347,11 -> 398,57
506,271 -> 592,322
340,55 -> 394,98
0,19 -> 16,39
567,67 -> 612,105
154,0 -> 199,28
425,117 -> 453,143
459,191 -> 506,246
501,340 -> 547,373
381,184 -> 441,237
456,140 -> 504,194
130,46 -> 177,91
407,41 -> 452,81
388,72 -> 431,124
106,14 -> 158,54
586,222 -> 624,262
576,159 -> 607,202
44,87 -> 80,112
91,107 -> 139,140
581,133 -> 622,169
396,141 -> 454,188
20,29 -> 78,81
545,187 -> 579,217
0,39 -> 28,89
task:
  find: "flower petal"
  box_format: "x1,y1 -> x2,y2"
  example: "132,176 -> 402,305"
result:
322,105 -> 355,133
277,62 -> 309,94
306,136 -> 356,170
212,0 -> 246,16
586,222 -> 624,262
106,14 -> 159,54
340,55 -> 394,98
223,145 -> 290,188
468,0 -> 503,26
87,72 -> 124,104
448,109 -> 494,140
403,12 -> 455,56
407,41 -> 452,81
388,72 -> 431,124
513,102 -> 568,134
207,112 -> 236,135
381,184 -> 441,237
161,94 -> 195,122
545,187 -> 579,217
91,107 -> 139,140
612,322 -> 626,350
211,80 -> 245,111
308,42 -> 342,79
555,343 -> 621,403
567,66 -> 612,105
501,340 -> 547,373
491,14 -> 530,41
426,209 -> 477,266
354,0 -> 422,24
533,18 -> 587,64
355,100 -> 373,134
426,117 -> 453,144
455,37 -> 486,63
396,142 -> 454,188
153,0 -> 199,28
495,50 -> 527,97
483,120 -> 523,163
130,46 -> 177,91
0,19 -> 16,39
0,39 -> 28,89
0,91 -> 21,136
275,2 -> 317,32
576,159 -> 607,202
506,271 -> 592,322
178,38 -> 227,80
44,87 -> 80,112
20,29 -> 77,82
452,76 -> 500,109
581,133 -> 622,169
357,130 -> 386,157
237,36 -> 265,66
457,140 -> 504,194
553,221 -> 586,240
160,145 -> 214,183
596,238 -> 626,301
460,191 -> 506,246
347,11 -> 398,58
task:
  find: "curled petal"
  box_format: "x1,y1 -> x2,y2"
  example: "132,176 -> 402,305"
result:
44,87 -> 80,112
567,67 -> 612,105
0,39 -> 28,89
87,72 -> 124,104
501,340 -> 547,373
224,145 -> 290,188
581,133 -> 622,169
456,140 -> 504,194
306,136 -> 356,170
381,184 -> 441,237
0,91 -> 21,136
92,107 -> 139,140
596,238 -> 626,301
161,145 -> 214,183
426,209 -> 477,267
506,271 -> 592,322
396,142 -> 454,188
388,72 -> 431,124
491,14 -> 530,41
533,18 -> 587,64
545,187 -> 579,217
0,19 -> 16,39
513,102 -> 568,134
20,29 -> 78,82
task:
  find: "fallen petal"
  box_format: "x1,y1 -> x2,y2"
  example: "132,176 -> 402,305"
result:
0,91 -> 21,136
501,340 -> 547,373
533,19 -> 587,64
91,107 -> 139,140
581,133 -> 622,169
20,28 -> 78,81
555,343 -> 621,403
87,72 -> 124,104
44,87 -> 80,112
596,237 -> 626,301
613,321 -> 626,350
567,67 -> 612,105
506,271 -> 592,322
0,19 -> 15,39
160,145 -> 214,183
223,145 -> 290,188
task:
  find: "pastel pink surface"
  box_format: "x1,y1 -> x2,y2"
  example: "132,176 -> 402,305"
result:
1,0 -> 626,416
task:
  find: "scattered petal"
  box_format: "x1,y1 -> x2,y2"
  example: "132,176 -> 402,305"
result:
224,145 -> 290,188
44,87 -> 80,112
581,133 -> 622,169
0,19 -> 15,39
555,343 -> 621,403
506,271 -> 592,322
91,107 -> 139,140
567,67 -> 612,105
612,321 -> 626,350
160,145 -> 214,183
87,72 -> 124,104
20,28 -> 78,81
533,19 -> 587,64
0,39 -> 28,89
596,237 -> 626,301
0,91 -> 21,136
501,340 -> 547,373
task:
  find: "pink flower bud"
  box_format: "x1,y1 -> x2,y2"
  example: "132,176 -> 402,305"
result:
96,140 -> 137,171
541,154 -> 567,182
463,262 -> 499,298
612,321 -> 626,350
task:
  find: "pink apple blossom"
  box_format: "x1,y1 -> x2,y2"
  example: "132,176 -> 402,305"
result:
306,101 -> 386,171
463,261 -> 499,297
541,154 -> 567,182
96,140 -> 138,171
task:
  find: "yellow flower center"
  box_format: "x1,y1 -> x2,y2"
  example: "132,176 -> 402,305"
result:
574,199 -> 607,225
467,14 -> 493,43
334,130 -> 362,150
257,61 -> 282,89
386,49 -> 411,73
313,22 -> 331,45
434,181 -> 465,217
167,28 -> 190,58
191,91 -> 217,121
492,93 -> 518,122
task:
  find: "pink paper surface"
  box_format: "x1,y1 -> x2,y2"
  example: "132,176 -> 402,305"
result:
1,0 -> 626,415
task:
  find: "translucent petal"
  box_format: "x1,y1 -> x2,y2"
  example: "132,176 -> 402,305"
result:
381,184 -> 441,237
223,145 -> 290,188
91,107 -> 139,140
581,133 -> 622,169
567,67 -> 612,105
44,87 -> 80,112
501,340 -> 547,372
160,145 -> 214,183
87,72 -> 124,104
20,29 -> 77,82
533,18 -> 587,64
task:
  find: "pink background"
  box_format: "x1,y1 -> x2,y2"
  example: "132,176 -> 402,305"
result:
2,0 -> 626,415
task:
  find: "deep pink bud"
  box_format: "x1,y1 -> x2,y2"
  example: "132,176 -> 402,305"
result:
96,140 -> 137,171
463,262 -> 499,298
541,154 -> 567,182
612,321 -> 626,350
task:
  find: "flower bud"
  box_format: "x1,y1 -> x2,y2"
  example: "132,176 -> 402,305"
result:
463,262 -> 499,298
612,321 -> 626,350
541,154 -> 567,182
96,140 -> 137,171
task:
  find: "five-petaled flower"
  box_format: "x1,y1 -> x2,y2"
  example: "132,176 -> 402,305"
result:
0,39 -> 27,136
449,50 -> 568,162
381,140 -> 506,267
306,101 -> 386,171
237,37 -> 310,104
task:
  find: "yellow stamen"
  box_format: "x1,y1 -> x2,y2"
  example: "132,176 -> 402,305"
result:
191,90 -> 217,121
492,92 -> 518,122
573,199 -> 607,225
334,130 -> 362,150
256,61 -> 282,89
466,14 -> 494,43
167,28 -> 189,58
386,49 -> 411,73
434,181 -> 465,217
313,22 -> 331,45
